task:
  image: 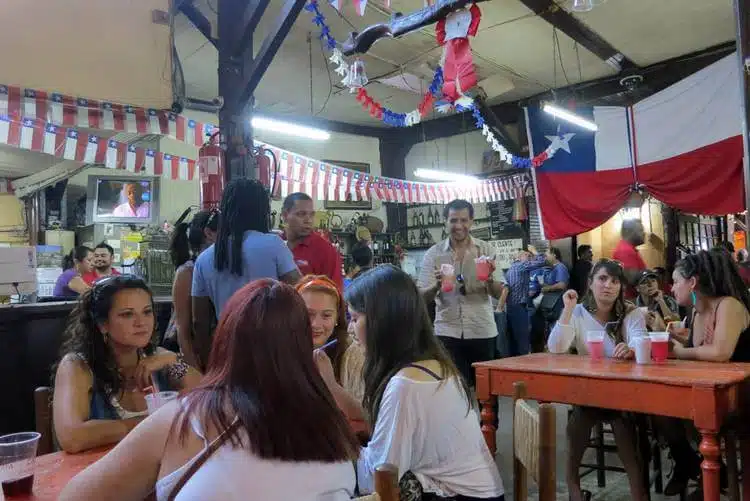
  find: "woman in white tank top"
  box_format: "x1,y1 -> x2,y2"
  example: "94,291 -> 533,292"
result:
60,279 -> 361,501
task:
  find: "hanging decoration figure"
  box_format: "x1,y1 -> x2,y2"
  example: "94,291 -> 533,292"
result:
436,3 -> 481,103
342,58 -> 368,91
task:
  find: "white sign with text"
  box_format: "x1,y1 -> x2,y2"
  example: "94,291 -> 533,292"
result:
487,238 -> 524,269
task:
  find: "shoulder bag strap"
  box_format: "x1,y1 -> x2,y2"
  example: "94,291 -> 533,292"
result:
166,418 -> 240,501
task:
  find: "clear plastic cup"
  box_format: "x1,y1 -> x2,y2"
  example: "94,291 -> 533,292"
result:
145,391 -> 179,415
475,257 -> 492,282
586,331 -> 605,361
440,264 -> 456,293
649,332 -> 669,363
0,432 -> 41,497
631,336 -> 652,365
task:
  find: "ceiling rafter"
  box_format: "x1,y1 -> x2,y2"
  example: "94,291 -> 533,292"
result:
516,0 -> 636,72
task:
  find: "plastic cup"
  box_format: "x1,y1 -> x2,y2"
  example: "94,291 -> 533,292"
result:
440,264 -> 456,293
0,432 -> 41,497
145,391 -> 179,415
537,275 -> 545,284
649,333 -> 669,363
586,331 -> 605,361
631,336 -> 652,365
475,258 -> 492,282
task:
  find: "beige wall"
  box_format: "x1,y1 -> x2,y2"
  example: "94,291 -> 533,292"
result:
0,0 -> 172,109
404,131 -> 489,179
577,199 -> 666,268
0,195 -> 27,244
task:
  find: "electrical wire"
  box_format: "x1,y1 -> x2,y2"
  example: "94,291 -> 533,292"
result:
314,38 -> 335,116
309,32 -> 315,115
575,41 -> 583,83
553,28 -> 571,85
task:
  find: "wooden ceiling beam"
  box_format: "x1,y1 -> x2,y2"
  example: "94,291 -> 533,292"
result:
517,0 -> 636,72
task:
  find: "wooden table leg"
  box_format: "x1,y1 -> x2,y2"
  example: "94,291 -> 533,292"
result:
740,428 -> 750,501
698,429 -> 722,501
480,395 -> 498,456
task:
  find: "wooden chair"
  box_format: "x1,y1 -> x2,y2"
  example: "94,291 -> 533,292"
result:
512,381 -> 556,501
34,386 -> 55,455
354,464 -> 399,501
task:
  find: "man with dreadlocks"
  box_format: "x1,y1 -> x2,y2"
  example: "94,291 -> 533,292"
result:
192,179 -> 301,364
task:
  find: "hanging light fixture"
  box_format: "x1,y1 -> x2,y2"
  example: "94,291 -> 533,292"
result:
542,103 -> 599,131
571,0 -> 594,12
571,0 -> 607,12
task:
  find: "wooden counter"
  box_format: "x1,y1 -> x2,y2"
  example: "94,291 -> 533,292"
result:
0,297 -> 172,436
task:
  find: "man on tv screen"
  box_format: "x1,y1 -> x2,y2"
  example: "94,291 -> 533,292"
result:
112,182 -> 150,218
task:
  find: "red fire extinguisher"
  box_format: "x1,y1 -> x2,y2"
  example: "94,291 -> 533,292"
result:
198,131 -> 224,210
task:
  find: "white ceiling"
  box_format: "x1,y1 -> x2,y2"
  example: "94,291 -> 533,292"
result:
174,0 -> 737,125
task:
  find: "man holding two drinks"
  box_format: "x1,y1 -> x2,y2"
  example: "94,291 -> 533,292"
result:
418,199 -> 506,387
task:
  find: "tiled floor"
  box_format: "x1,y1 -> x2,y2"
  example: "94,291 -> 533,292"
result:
490,399 -> 718,501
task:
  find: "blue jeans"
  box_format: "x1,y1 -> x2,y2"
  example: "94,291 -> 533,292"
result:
493,312 -> 509,358
506,303 -> 531,356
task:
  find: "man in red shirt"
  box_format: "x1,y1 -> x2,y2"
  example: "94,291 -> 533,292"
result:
82,242 -> 121,285
282,193 -> 343,289
612,219 -> 647,299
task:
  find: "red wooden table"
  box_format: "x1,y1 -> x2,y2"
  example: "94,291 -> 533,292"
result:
1,446 -> 110,500
474,353 -> 750,501
2,418 -> 367,500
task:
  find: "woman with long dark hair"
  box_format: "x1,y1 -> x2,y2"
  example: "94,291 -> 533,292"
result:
60,279 -> 359,501
656,250 -> 750,496
52,245 -> 93,297
297,275 -> 365,417
547,259 -> 648,501
192,179 -> 300,362
164,210 -> 218,366
53,275 -> 201,453
346,265 -> 504,500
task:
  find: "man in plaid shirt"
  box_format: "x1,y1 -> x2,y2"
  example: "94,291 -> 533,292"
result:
499,246 -> 546,355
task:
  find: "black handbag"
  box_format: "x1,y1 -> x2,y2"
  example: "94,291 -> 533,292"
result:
539,291 -> 564,321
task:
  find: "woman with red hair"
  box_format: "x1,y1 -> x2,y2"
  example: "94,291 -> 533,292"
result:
60,279 -> 360,501
296,275 -> 365,409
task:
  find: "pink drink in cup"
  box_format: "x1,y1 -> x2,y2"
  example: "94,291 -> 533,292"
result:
475,257 -> 492,282
649,332 -> 669,363
586,331 -> 605,361
440,264 -> 455,293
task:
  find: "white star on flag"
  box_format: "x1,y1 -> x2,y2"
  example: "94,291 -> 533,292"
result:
545,133 -> 576,154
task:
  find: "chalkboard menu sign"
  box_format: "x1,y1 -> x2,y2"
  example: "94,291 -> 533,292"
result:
488,200 -> 525,239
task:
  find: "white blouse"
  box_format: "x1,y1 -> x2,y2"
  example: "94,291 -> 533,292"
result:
547,304 -> 647,357
357,375 -> 504,498
156,416 -> 355,501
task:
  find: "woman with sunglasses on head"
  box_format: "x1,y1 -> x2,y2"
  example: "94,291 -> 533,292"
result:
60,279 -> 359,501
297,275 -> 365,418
348,265 -> 504,501
547,259 -> 648,501
653,250 -> 750,497
53,276 -> 202,454
165,210 -> 218,368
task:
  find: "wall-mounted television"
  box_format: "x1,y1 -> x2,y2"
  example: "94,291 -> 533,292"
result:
86,175 -> 160,225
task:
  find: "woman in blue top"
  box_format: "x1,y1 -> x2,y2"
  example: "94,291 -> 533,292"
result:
52,275 -> 202,453
52,246 -> 93,297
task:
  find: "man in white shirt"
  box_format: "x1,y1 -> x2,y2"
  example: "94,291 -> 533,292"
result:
418,199 -> 506,386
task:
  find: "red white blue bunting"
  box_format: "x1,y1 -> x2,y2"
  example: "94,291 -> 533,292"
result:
260,142 -> 529,204
0,85 -> 214,146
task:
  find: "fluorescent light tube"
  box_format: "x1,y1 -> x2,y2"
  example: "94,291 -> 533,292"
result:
414,168 -> 478,183
542,103 -> 599,132
251,116 -> 330,140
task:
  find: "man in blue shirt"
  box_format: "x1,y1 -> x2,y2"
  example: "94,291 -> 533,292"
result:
541,247 -> 570,294
192,179 -> 300,365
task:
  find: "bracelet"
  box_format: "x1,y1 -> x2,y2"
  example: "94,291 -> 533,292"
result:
167,354 -> 189,381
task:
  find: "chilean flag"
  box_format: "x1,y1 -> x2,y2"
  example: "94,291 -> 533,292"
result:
631,54 -> 743,216
527,106 -> 634,240
527,54 -> 744,240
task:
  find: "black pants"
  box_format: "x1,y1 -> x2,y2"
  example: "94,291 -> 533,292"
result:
437,336 -> 496,387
